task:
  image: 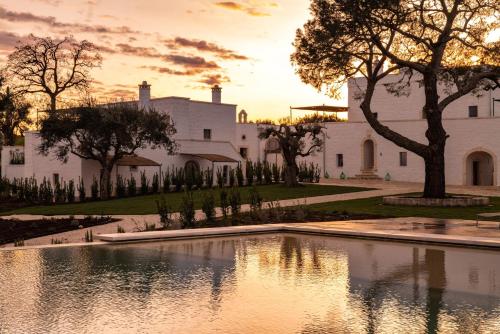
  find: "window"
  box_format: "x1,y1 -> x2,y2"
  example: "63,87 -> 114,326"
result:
223,165 -> 229,183
399,152 -> 408,167
240,147 -> 248,159
468,106 -> 478,118
204,129 -> 212,140
241,134 -> 246,140
336,154 -> 344,167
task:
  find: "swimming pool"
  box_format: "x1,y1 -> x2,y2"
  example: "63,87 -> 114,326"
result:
0,234 -> 499,333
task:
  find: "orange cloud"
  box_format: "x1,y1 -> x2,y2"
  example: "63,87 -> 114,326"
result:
214,1 -> 277,17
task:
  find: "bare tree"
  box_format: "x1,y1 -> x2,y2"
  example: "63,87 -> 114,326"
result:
7,35 -> 101,112
259,123 -> 323,187
292,0 -> 499,198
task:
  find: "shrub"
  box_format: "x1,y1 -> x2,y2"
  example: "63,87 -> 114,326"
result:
249,186 -> 263,214
117,225 -> 125,233
67,180 -> 75,203
272,164 -> 280,183
140,171 -> 149,195
54,179 -> 66,204
195,169 -> 204,189
156,195 -> 174,229
39,177 -> 53,204
162,168 -> 171,193
77,177 -> 86,202
151,173 -> 159,193
255,161 -> 263,184
127,175 -> 137,196
201,191 -> 216,224
185,167 -> 195,190
229,168 -> 236,187
179,191 -> 196,229
84,230 -> 93,242
245,160 -> 254,186
229,188 -> 241,223
236,164 -> 244,186
216,168 -> 224,188
116,175 -> 126,198
219,188 -> 229,220
91,177 -> 99,201
263,162 -> 273,184
205,168 -> 214,188
172,168 -> 184,192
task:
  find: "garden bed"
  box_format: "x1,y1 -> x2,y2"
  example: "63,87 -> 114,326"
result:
0,215 -> 116,245
383,195 -> 490,207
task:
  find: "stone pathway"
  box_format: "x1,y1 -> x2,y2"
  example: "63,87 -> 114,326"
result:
2,180 -> 499,248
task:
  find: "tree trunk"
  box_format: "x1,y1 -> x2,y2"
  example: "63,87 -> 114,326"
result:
285,164 -> 299,187
100,167 -> 112,200
423,148 -> 446,198
50,95 -> 57,113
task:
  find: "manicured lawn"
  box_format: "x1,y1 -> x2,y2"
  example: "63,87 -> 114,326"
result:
1,184 -> 371,216
308,195 -> 500,221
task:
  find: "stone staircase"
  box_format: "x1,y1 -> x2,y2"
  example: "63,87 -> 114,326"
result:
350,170 -> 383,180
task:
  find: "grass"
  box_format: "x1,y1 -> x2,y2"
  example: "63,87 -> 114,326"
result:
308,195 -> 500,221
1,184 -> 371,216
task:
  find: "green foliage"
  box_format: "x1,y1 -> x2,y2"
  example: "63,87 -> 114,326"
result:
162,168 -> 171,193
236,164 -> 244,187
195,169 -> 204,189
219,188 -> 229,220
78,177 -> 86,202
216,168 -> 224,188
14,239 -> 24,247
39,177 -> 53,204
54,179 -> 66,204
172,168 -> 185,192
201,191 -> 216,224
229,188 -> 242,223
127,175 -> 137,197
91,177 -> 99,201
51,238 -> 64,245
38,103 -> 177,200
0,85 -> 32,146
255,161 -> 263,184
298,162 -> 321,183
151,173 -> 159,193
249,186 -> 263,214
263,162 -> 273,184
67,180 -> 75,203
116,225 -> 125,233
156,195 -> 173,229
204,168 -> 214,188
116,175 -> 126,198
179,191 -> 196,229
140,171 -> 149,195
228,168 -> 236,187
245,160 -> 254,186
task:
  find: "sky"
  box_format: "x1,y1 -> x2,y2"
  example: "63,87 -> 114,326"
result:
0,0 -> 346,120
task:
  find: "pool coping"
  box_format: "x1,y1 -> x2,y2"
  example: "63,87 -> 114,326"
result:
94,223 -> 500,249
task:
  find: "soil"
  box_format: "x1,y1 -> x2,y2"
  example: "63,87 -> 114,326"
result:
0,216 -> 117,245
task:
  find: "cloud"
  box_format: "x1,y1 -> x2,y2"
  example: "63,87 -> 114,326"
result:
162,54 -> 220,70
115,43 -> 162,58
165,37 -> 248,60
198,74 -> 230,86
142,66 -> 204,76
0,31 -> 25,50
214,1 -> 278,17
0,5 -> 139,35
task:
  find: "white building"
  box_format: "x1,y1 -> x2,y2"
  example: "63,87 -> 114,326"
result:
1,74 -> 499,194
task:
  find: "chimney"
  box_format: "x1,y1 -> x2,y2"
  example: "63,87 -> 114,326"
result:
139,81 -> 151,109
211,85 -> 222,104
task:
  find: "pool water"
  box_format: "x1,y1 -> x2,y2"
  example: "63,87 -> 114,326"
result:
0,234 -> 499,334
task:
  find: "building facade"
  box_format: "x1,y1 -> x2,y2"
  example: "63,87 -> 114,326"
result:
1,74 -> 499,194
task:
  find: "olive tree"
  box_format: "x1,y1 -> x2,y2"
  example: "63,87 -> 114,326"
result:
259,122 -> 323,187
292,0 -> 499,198
38,103 -> 176,199
0,81 -> 32,146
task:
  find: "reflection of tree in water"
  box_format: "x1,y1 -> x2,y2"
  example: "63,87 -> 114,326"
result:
301,247 -> 499,334
32,239 -> 239,327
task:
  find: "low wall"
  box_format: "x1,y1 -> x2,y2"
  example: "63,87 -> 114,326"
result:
383,196 -> 490,207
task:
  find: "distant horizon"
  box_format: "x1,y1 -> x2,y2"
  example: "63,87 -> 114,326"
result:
0,0 -> 346,121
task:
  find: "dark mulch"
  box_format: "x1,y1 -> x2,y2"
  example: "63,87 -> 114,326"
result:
0,215 -> 117,245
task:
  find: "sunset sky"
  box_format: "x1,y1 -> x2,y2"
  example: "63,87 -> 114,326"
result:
0,0 -> 345,120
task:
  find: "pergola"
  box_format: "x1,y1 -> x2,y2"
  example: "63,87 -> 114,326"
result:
115,154 -> 162,180
289,105 -> 348,122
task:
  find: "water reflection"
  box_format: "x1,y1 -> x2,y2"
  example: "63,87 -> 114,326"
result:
0,235 -> 499,333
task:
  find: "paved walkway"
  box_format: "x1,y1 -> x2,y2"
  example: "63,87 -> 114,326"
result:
2,180 -> 499,248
